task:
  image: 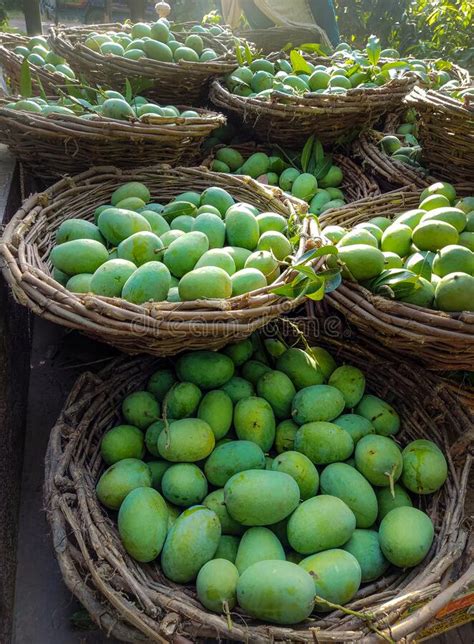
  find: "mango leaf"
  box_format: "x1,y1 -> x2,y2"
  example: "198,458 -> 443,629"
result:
366,269 -> 421,299
321,268 -> 342,293
124,78 -> 133,103
345,63 -> 361,77
434,59 -> 453,71
20,59 -> 32,98
403,133 -> 419,146
35,75 -> 47,101
301,135 -> 315,172
270,273 -> 308,298
366,35 -> 381,66
381,61 -> 411,71
303,277 -> 325,301
314,156 -> 333,180
313,139 -> 325,165
290,50 -> 312,74
243,41 -> 254,65
293,245 -> 338,268
235,40 -> 244,66
300,43 -> 331,56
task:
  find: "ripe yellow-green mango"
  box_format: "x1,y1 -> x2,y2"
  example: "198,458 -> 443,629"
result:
157,418 -> 215,462
56,219 -> 105,245
288,494 -> 356,554
244,250 -> 279,283
145,420 -> 165,457
179,266 -> 232,300
395,209 -> 425,229
432,245 -> 474,277
234,396 -> 276,451
216,147 -> 244,172
272,450 -> 319,499
224,469 -> 300,525
241,359 -> 272,385
379,506 -> 434,567
147,460 -> 171,491
401,439 -> 448,494
192,213 -> 226,248
343,529 -> 389,582
256,370 -> 296,419
276,347 -> 325,390
237,560 -> 315,624
419,194 -> 451,211
203,488 -> 245,535
337,244 -> 385,281
66,273 -> 93,293
231,268 -> 267,296
197,559 -> 239,613
101,424 -> 144,465
310,346 -> 337,379
295,421 -> 354,465
117,231 -> 163,266
198,390 -> 233,440
222,338 -> 253,365
324,224 -> 346,243
225,208 -> 259,250
320,462 -> 378,528
339,229 -> 378,248
328,365 -> 365,408
163,382 -> 202,419
118,487 -> 168,562
420,181 -> 456,204
98,208 -> 151,245
121,261 -> 170,304
96,458 -> 151,510
163,231 -> 209,277
435,272 -> 474,311
275,419 -> 299,453
256,212 -> 287,235
221,376 -> 255,403
176,350 -> 234,389
235,527 -> 285,573
239,152 -> 270,179
122,391 -> 160,430
205,440 -> 265,487
90,259 -> 136,297
376,484 -> 413,521
51,239 -> 109,276
257,231 -> 292,260
369,216 -> 392,231
421,207 -> 466,233
292,384 -> 345,424
161,463 -> 208,506
111,182 -> 150,207
200,187 -> 235,216
354,222 -> 383,244
381,223 -> 412,257
147,368 -> 176,402
195,249 -> 235,274
161,506 -> 221,582
299,549 -> 361,610
214,535 -> 240,562
355,394 -> 400,435
223,246 -> 252,271
333,414 -> 375,444
355,435 -> 403,487
412,220 -> 458,251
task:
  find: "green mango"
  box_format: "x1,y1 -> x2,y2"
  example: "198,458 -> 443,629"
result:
275,419 -> 299,453
198,388 -> 233,441
257,231 -> 292,260
221,376 -> 255,403
292,384 -> 345,424
370,216 -> 392,231
90,259 -> 136,297
379,506 -> 434,567
299,549 -> 361,610
310,346 -> 337,379
214,535 -> 240,562
239,152 -> 270,179
164,381 -> 202,418
147,460 -> 171,491
235,527 -> 285,573
420,194 -> 451,211
420,207 -> 466,233
122,391 -> 160,430
157,418 -> 215,462
256,212 -> 287,235
288,495 -> 356,554
343,529 -> 389,582
292,173 -> 318,201
223,246 -> 252,271
272,451 -> 319,500
96,458 -> 151,510
145,420 -> 165,457
339,229 -> 379,248
420,181 -> 456,204
320,463 -> 378,528
324,224 -> 347,244
118,487 -> 168,562
225,208 -> 259,250
237,560 -> 315,624
53,267 -> 70,287
231,268 -> 267,296
395,209 -> 425,229
192,213 -> 226,248
170,215 -> 195,233
176,350 -> 234,389
328,365 -> 366,408
204,440 -> 265,487
355,435 -> 403,487
295,421 -> 354,464
405,250 -> 435,279
459,232 -> 474,251
336,244 -> 385,281
200,186 -> 235,216
51,239 -> 108,276
115,197 -> 147,212
163,231 -> 209,277
224,470 -> 300,526
147,368 -> 176,402
161,506 -> 221,582
412,220 -> 459,252
161,463 -> 208,507
179,266 -> 232,300
66,273 -> 93,293
150,20 -> 170,42
401,439 -> 448,494
197,559 -> 239,613
216,147 -> 244,172
222,338 -> 253,366
241,360 -> 272,385
98,208 -> 151,245
355,394 -> 400,436
376,484 -> 413,522
162,201 -> 197,223
56,219 -> 104,245
195,249 -> 235,274
101,425 -> 144,465
121,261 -> 170,304
333,414 -> 375,444
435,272 -> 474,311
432,245 -> 474,277
203,488 -> 245,536
256,370 -> 296,419
234,396 -> 275,451
276,348 -> 325,389
279,167 -> 300,192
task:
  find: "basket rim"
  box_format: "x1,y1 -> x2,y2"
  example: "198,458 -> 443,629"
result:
409,86 -> 474,115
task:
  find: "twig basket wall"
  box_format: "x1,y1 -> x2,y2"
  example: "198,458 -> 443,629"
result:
48,24 -> 239,104
316,187 -> 474,371
44,326 -> 473,642
408,87 -> 474,184
0,101 -> 225,179
0,165 -> 313,356
0,34 -> 78,95
210,75 -> 416,147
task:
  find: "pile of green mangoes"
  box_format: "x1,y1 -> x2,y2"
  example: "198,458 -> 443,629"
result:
50,180 -> 294,302
5,90 -> 201,122
211,141 -> 346,215
84,19 -> 221,63
95,336 -> 446,624
325,182 -> 474,312
12,35 -> 76,79
378,109 -> 426,172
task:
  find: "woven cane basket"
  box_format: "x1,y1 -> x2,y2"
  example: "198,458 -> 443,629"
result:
209,75 -> 416,147
48,24 -> 238,104
43,322 -> 473,642
317,187 -> 474,371
408,87 -> 474,184
0,100 -> 225,179
0,165 -> 315,356
0,33 -> 78,95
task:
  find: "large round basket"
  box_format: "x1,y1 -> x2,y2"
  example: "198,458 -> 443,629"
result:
0,33 -> 78,95
48,24 -> 239,104
408,87 -> 474,184
0,165 -> 315,356
237,25 -> 332,54
210,75 -> 416,147
317,187 -> 474,371
43,323 -> 473,642
0,100 -> 225,179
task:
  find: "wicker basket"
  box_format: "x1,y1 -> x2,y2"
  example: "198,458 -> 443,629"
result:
210,75 -> 416,147
317,187 -> 474,371
237,25 -> 332,54
0,33 -> 79,95
0,100 -> 225,179
48,24 -> 239,104
407,87 -> 474,184
43,323 -> 473,642
0,165 -> 317,356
